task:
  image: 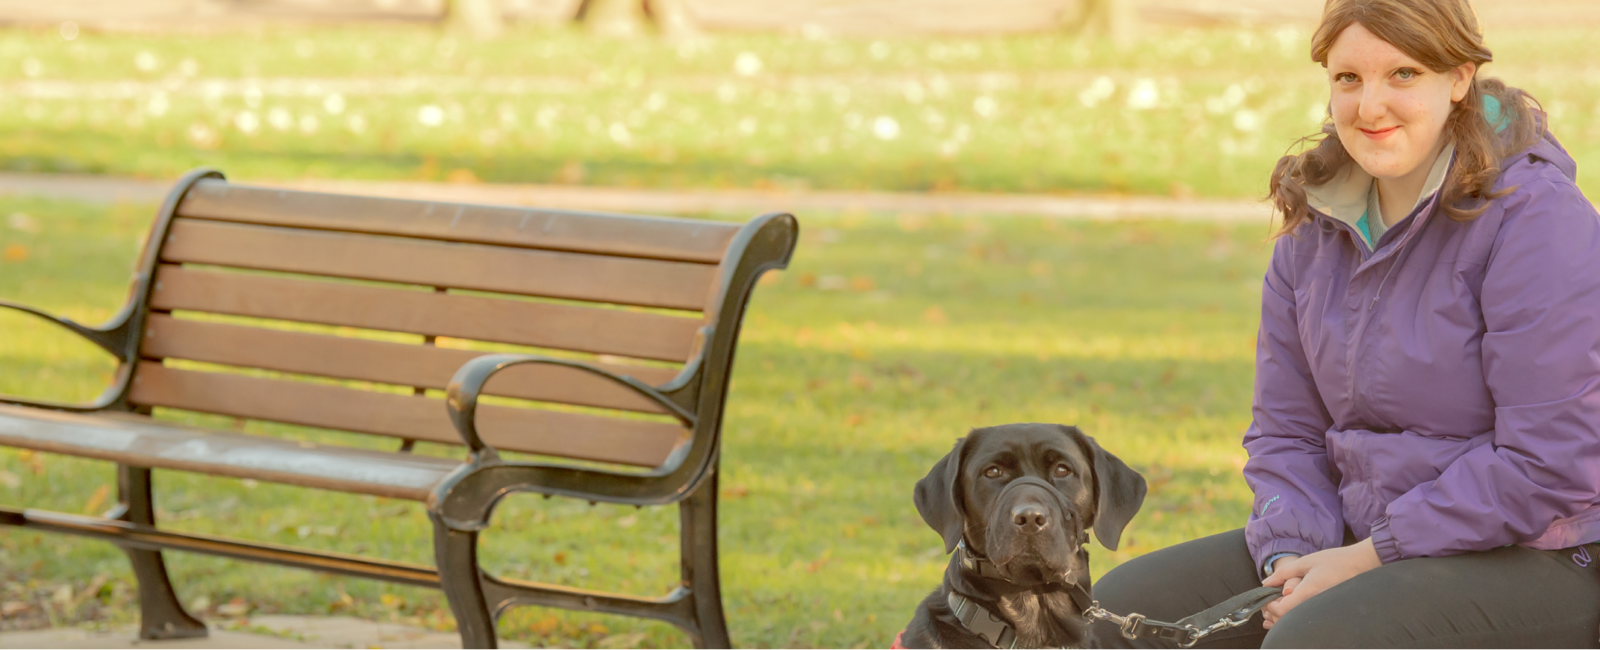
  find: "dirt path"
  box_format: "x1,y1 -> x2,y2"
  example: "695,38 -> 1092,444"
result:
0,172 -> 1274,222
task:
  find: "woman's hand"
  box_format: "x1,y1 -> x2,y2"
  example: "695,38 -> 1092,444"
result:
1260,538 -> 1382,629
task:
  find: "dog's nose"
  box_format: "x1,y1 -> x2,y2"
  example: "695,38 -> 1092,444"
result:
1011,504 -> 1050,533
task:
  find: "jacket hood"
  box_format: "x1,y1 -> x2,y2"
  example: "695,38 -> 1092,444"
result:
1303,109 -> 1576,235
1522,121 -> 1577,183
1303,142 -> 1455,233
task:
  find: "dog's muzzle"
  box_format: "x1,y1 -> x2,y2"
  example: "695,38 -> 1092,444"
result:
995,476 -> 1078,536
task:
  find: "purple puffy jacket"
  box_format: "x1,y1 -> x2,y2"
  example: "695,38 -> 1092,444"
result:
1244,124 -> 1600,568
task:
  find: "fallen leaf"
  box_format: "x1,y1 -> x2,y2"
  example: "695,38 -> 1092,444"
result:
82,484 -> 110,515
445,168 -> 481,184
216,598 -> 250,617
797,272 -> 816,288
1,601 -> 31,616
616,515 -> 637,528
0,470 -> 19,489
844,414 -> 864,427
379,593 -> 405,610
922,306 -> 948,325
51,584 -> 72,606
2,244 -> 28,262
530,615 -> 560,635
190,596 -> 211,612
758,271 -> 783,286
849,276 -> 876,292
817,275 -> 848,291
6,212 -> 38,233
75,574 -> 109,605
553,551 -> 568,565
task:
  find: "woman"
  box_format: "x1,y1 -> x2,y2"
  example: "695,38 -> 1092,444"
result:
1090,0 -> 1600,647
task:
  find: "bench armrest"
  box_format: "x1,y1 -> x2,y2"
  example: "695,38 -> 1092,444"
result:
0,300 -> 128,362
444,354 -> 696,459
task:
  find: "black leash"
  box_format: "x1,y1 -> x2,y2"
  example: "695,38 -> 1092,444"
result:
951,540 -> 1280,648
1083,586 -> 1284,648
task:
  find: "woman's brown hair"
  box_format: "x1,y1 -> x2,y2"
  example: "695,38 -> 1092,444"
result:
1269,0 -> 1543,237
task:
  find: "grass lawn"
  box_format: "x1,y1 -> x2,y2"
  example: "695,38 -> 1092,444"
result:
0,194 -> 1271,647
1,23 -> 1598,199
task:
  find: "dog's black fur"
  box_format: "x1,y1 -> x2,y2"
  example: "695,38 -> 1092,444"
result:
900,423 -> 1146,649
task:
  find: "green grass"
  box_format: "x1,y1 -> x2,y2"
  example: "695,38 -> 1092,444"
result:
1,24 -> 1598,198
0,196 -> 1270,646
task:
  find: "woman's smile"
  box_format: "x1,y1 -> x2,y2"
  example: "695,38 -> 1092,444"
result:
1360,125 -> 1400,140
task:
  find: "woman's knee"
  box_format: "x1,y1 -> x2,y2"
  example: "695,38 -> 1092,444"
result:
1092,529 -> 1255,618
1259,604 -> 1365,649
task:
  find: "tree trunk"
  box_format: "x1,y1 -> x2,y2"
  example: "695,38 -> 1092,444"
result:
647,0 -> 701,41
1078,0 -> 1134,48
583,0 -> 647,37
447,0 -> 503,39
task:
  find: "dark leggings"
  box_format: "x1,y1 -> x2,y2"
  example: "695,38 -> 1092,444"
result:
1088,528 -> 1600,648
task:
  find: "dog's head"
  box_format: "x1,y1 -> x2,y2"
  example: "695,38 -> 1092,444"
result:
914,423 -> 1146,587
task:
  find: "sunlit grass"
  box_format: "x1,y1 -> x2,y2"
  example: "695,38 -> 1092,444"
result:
0,195 -> 1271,646
1,24 -> 1596,199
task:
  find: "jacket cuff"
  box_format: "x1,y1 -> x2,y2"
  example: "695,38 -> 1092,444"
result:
1369,516 -> 1402,564
1263,552 -> 1301,576
1253,538 -> 1320,580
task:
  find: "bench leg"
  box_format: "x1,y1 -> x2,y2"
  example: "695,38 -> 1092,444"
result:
681,472 -> 731,649
433,518 -> 497,648
115,465 -> 207,640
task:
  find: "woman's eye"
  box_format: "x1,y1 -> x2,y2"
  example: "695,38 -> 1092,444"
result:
1053,463 -> 1073,478
1396,68 -> 1419,80
1334,72 -> 1357,83
983,466 -> 1003,479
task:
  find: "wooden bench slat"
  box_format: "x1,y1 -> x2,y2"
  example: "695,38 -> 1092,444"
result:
162,219 -> 717,312
177,180 -> 741,264
149,265 -> 701,363
141,314 -> 679,414
0,404 -> 458,501
128,362 -> 685,468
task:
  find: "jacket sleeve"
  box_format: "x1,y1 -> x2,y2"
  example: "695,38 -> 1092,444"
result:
1371,177 -> 1600,563
1242,233 -> 1345,575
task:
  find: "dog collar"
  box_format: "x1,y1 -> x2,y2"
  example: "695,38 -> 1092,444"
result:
940,589 -> 1068,650
956,539 -> 1010,580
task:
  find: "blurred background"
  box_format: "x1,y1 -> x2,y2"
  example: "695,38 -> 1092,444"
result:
0,0 -> 1595,647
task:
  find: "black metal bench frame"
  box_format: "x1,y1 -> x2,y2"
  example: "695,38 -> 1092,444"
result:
0,168 -> 797,648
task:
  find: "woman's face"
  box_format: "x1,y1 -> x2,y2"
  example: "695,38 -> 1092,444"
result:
1326,23 -> 1475,182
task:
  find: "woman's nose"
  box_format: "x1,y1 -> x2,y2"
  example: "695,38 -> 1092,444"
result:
1358,82 -> 1389,124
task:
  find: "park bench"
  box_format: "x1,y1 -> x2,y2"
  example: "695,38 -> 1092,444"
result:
0,168 -> 796,648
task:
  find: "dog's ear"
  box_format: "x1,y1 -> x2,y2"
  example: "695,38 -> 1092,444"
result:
1068,426 -> 1147,551
914,434 -> 971,553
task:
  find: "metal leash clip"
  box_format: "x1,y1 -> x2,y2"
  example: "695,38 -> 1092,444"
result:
1083,602 -> 1200,646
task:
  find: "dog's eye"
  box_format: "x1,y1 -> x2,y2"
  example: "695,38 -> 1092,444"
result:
1053,463 -> 1073,478
983,466 -> 1003,479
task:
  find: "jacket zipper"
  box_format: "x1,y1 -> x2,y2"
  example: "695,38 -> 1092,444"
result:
1310,198 -> 1434,430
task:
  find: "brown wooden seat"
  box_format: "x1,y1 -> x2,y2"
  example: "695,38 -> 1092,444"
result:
0,404 -> 459,501
0,168 -> 797,648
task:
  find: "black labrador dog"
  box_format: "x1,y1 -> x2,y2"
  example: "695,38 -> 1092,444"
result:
898,423 -> 1146,649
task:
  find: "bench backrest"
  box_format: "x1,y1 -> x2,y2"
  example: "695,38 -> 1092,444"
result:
123,176 -> 773,470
